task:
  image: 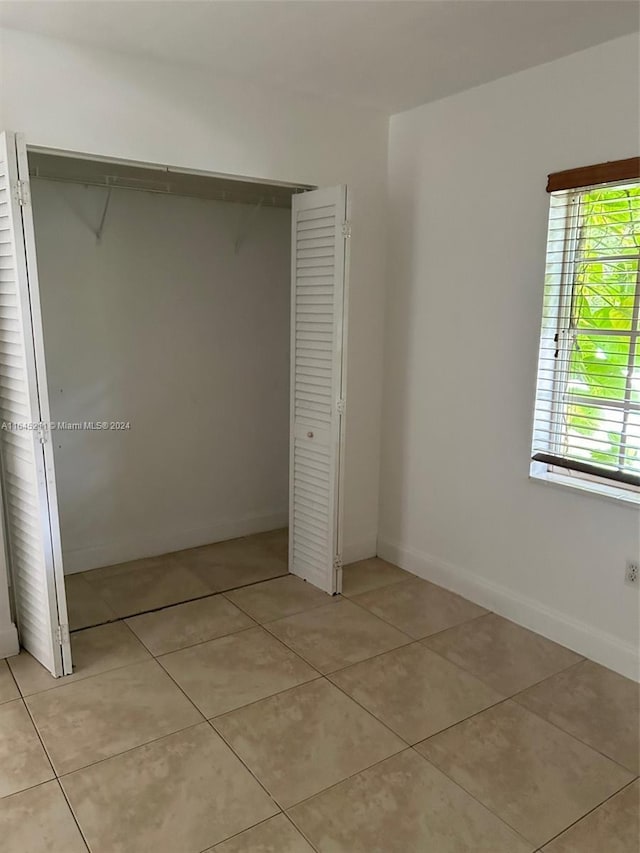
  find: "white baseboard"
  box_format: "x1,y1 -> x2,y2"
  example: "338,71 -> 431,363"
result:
0,621 -> 19,659
64,510 -> 289,574
378,536 -> 640,682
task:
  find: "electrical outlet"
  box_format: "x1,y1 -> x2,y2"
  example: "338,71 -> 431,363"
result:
626,560 -> 639,585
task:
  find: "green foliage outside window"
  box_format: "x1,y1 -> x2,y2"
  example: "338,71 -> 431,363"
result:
564,186 -> 639,473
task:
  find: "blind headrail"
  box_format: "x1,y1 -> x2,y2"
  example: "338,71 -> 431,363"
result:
547,157 -> 640,193
532,453 -> 640,488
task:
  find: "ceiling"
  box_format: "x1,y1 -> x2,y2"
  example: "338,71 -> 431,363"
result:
1,1 -> 638,113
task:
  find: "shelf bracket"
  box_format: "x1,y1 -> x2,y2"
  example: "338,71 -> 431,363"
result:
95,187 -> 112,242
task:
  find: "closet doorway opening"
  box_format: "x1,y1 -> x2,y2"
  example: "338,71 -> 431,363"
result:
0,131 -> 350,677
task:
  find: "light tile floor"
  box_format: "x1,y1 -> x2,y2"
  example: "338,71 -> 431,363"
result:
65,528 -> 290,628
0,552 -> 638,852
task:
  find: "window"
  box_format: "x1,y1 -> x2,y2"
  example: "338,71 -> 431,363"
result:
531,158 -> 640,503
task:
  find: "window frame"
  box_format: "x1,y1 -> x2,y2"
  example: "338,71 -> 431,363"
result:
530,160 -> 640,505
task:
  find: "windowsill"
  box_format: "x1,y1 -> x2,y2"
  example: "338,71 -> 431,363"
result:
529,463 -> 640,509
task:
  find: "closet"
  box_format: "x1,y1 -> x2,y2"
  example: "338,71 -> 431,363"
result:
0,131 -> 350,677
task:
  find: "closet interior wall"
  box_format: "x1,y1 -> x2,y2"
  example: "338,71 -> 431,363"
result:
30,177 -> 292,573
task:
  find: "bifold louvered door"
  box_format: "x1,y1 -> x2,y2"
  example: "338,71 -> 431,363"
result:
0,131 -> 70,676
290,185 -> 349,595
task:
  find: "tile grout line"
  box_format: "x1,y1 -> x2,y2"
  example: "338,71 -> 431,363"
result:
12,654 -> 179,705
70,570 -> 289,633
508,662 -> 640,775
205,674 -> 409,822
206,672 -> 328,727
13,609 -> 325,741
53,779 -> 93,853
412,720 -> 637,851
192,815 -> 279,853
421,639 -> 586,703
417,610 -> 493,642
25,681 -> 209,779
281,810 -> 322,853
409,743 -> 539,849
345,579 -> 491,639
204,675 -> 414,816
148,626 -> 309,835
193,810 -> 323,853
204,717 -> 285,818
9,623 -> 156,699
325,671 -> 416,747
220,584 -> 337,627
17,695 -> 57,779
133,618 -> 260,659
260,603 -> 415,673
18,696 -> 93,852
54,718 -> 207,780
159,647 -> 323,723
3,656 -> 21,697
282,744 -> 416,813
21,589 -> 331,698
282,745 -> 414,814
531,775 -> 640,851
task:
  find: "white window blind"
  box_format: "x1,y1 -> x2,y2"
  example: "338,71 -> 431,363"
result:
531,170 -> 640,496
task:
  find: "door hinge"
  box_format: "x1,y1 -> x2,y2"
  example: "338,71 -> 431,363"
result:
341,220 -> 351,238
333,555 -> 343,593
56,623 -> 70,646
14,180 -> 30,208
336,398 -> 346,415
36,422 -> 48,445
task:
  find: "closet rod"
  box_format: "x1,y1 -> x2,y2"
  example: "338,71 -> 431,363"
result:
30,172 -> 299,210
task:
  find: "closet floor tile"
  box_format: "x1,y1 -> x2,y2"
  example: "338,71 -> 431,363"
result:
61,723 -> 278,853
0,780 -> 88,853
541,779 -> 640,853
182,538 -> 288,593
126,594 -> 254,655
65,573 -> 118,630
81,559 -> 211,618
213,678 -> 405,808
416,700 -> 634,848
515,658 -> 640,773
0,700 -> 54,797
0,659 -> 19,704
9,622 -> 151,696
26,659 -> 202,775
288,749 -> 533,853
424,612 -> 583,695
81,552 -> 179,583
208,814 -> 314,852
329,642 -> 503,743
159,626 -> 318,717
351,578 -> 487,639
245,528 -> 289,563
265,598 -> 410,673
225,574 -> 331,623
341,557 -> 413,597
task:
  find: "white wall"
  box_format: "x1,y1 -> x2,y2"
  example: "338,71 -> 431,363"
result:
31,179 -> 290,571
380,34 -> 640,680
0,27 -> 389,565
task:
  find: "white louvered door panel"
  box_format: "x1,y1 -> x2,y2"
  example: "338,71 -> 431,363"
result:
290,185 -> 349,594
0,131 -> 70,676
